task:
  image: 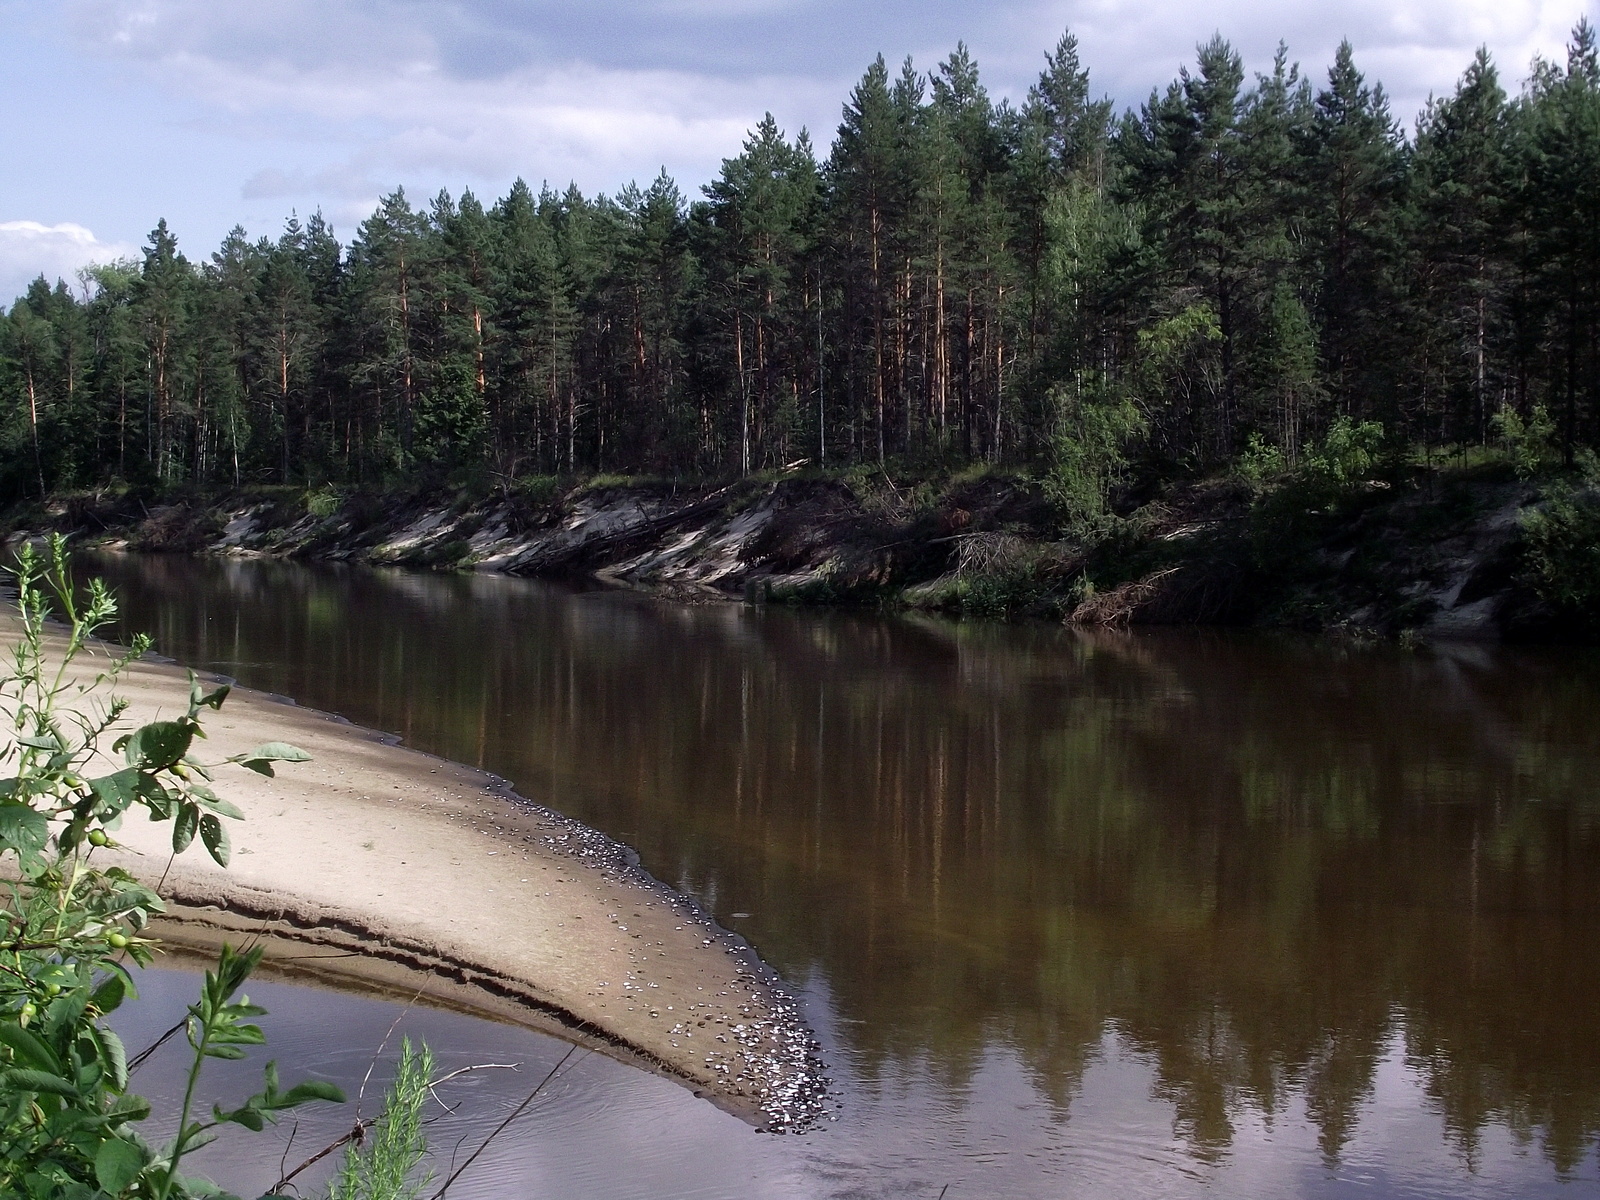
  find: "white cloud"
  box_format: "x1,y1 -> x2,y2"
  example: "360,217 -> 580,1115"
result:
1019,0 -> 1591,120
42,0 -> 1600,232
0,221 -> 140,307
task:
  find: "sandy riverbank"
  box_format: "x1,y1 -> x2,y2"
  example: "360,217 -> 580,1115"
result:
8,623 -> 822,1128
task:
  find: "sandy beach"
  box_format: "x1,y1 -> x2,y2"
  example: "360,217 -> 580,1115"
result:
6,624 -> 820,1128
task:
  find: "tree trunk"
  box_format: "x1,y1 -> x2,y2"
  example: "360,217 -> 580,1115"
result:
25,364 -> 44,497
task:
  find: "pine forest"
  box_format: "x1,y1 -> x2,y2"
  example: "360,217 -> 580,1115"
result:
3,25 -> 1598,501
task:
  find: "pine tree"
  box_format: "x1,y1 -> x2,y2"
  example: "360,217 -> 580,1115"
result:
831,55 -> 910,461
3,289 -> 57,496
1520,19 -> 1600,458
347,189 -> 429,472
1411,47 -> 1513,446
1303,42 -> 1405,422
131,220 -> 194,481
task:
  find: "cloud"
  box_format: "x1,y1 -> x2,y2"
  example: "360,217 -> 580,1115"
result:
46,0 -> 1600,229
0,221 -> 140,307
1041,0 -> 1592,120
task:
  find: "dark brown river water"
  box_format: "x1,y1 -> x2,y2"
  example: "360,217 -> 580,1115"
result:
87,551 -> 1600,1198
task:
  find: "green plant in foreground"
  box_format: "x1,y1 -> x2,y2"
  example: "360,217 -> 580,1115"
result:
327,1039 -> 434,1200
0,534 -> 342,1198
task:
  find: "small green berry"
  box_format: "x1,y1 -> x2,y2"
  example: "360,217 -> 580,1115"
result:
87,829 -> 109,847
106,932 -> 129,950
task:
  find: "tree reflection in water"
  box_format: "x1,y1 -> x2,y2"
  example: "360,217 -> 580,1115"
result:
92,552 -> 1600,1178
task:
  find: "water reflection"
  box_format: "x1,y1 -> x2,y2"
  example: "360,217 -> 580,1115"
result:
90,552 -> 1600,1193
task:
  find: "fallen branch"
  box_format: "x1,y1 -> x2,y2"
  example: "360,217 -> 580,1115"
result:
1069,567 -> 1180,627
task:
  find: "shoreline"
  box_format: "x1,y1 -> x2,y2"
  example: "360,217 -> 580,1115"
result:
9,464 -> 1588,643
12,624 -> 824,1129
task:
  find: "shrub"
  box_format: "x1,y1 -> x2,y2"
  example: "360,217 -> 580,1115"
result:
306,487 -> 342,519
0,538 -> 463,1200
327,1039 -> 434,1200
1521,488 -> 1600,616
1492,403 -> 1556,480
1044,381 -> 1145,533
950,534 -> 1077,620
1236,433 -> 1288,487
1304,417 -> 1386,486
514,475 -> 562,507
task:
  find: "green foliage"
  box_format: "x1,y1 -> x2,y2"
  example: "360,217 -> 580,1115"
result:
1576,447 -> 1600,486
413,362 -> 488,471
1304,417 -> 1386,485
1237,433 -> 1288,486
1492,403 -> 1556,480
0,536 -> 343,1198
512,475 -> 561,506
305,487 -> 342,519
1044,378 -> 1146,531
1520,488 -> 1600,614
328,1039 -> 434,1200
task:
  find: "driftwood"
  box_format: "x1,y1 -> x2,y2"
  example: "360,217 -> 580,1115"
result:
954,532 -> 1033,576
1068,567 -> 1180,626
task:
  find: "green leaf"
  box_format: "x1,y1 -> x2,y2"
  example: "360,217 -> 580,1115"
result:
275,1080 -> 345,1106
89,769 -> 143,815
173,804 -> 199,854
94,1136 -> 146,1193
106,1093 -> 153,1125
122,721 -> 195,770
191,788 -> 245,821
137,772 -> 175,819
92,970 -> 129,1015
189,673 -> 232,714
92,1026 -> 129,1091
0,800 -> 50,861
2,1068 -> 81,1098
17,734 -> 62,751
199,814 -> 230,867
182,756 -> 216,782
177,1125 -> 222,1155
231,742 -> 312,777
212,943 -> 265,1000
0,1021 -> 63,1073
251,741 -> 311,762
215,1102 -> 267,1131
43,985 -> 89,1040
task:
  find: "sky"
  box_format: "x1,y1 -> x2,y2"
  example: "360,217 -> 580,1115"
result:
2,0 -> 1595,304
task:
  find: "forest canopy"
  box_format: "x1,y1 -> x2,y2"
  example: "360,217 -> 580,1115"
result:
2,22 -> 1597,499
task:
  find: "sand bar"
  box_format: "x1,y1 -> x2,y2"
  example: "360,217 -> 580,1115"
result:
5,622 -> 822,1128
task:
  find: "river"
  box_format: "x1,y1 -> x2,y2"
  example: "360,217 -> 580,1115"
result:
87,550 -> 1600,1198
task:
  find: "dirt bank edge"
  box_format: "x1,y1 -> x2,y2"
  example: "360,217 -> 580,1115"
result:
11,465 -> 1591,641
